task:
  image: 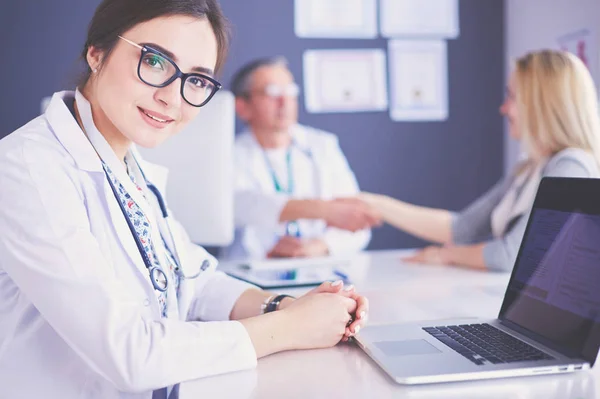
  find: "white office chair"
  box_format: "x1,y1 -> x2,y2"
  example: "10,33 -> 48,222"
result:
138,90 -> 235,246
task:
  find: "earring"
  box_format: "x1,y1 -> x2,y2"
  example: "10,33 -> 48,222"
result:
93,68 -> 98,74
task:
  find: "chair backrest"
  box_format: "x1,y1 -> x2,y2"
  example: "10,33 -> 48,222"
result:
138,90 -> 235,246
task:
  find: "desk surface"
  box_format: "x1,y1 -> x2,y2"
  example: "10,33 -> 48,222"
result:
180,250 -> 599,399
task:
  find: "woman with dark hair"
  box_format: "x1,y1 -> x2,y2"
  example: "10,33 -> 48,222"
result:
0,1 -> 368,397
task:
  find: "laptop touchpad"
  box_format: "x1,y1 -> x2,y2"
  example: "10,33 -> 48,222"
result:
375,340 -> 442,356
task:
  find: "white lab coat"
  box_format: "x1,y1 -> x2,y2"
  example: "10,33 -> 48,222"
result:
222,125 -> 371,260
0,91 -> 257,399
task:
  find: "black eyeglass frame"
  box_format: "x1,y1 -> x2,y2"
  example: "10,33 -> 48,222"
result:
119,36 -> 222,107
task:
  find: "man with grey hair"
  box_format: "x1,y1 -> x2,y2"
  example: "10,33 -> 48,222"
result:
222,57 -> 380,260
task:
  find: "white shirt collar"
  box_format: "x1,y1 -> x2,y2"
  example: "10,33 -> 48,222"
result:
74,90 -> 153,207
74,89 -> 135,181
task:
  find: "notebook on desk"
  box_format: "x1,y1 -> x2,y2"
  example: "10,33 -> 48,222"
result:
355,177 -> 600,385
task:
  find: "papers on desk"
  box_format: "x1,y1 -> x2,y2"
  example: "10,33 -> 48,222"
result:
235,255 -> 352,270
303,49 -> 388,113
294,0 -> 377,39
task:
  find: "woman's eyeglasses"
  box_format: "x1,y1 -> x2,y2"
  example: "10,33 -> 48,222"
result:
118,36 -> 221,107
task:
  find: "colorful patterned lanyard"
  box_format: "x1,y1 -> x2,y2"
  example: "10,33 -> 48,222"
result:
102,161 -> 179,317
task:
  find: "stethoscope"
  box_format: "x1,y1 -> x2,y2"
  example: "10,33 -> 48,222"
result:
260,138 -> 321,237
73,93 -> 208,293
102,157 -> 209,292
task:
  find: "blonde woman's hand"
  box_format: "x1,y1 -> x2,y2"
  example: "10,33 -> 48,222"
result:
357,192 -> 386,207
402,245 -> 452,265
324,197 -> 382,231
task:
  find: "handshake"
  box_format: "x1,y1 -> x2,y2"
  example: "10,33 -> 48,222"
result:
322,195 -> 383,232
267,192 -> 386,258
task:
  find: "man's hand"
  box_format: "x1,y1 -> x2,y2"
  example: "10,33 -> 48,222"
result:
267,237 -> 329,258
323,198 -> 381,232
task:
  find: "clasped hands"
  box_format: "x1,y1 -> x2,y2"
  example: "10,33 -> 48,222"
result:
278,280 -> 369,345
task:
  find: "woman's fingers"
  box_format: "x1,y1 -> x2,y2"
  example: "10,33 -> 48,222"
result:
332,284 -> 355,298
402,250 -> 426,263
342,295 -> 369,338
311,285 -> 370,342
308,280 -> 344,295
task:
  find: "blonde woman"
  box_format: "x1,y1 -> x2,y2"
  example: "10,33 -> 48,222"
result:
362,50 -> 600,272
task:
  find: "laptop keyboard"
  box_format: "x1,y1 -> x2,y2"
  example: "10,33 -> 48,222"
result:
423,323 -> 554,366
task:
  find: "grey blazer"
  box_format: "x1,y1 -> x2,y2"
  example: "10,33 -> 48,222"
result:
451,148 -> 600,272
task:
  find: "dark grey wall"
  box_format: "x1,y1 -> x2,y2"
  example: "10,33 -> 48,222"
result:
0,0 -> 505,250
217,0 -> 506,250
0,2 -> 96,131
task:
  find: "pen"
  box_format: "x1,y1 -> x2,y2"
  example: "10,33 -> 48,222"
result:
333,269 -> 350,282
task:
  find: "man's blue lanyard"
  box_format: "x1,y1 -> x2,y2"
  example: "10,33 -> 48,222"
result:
262,148 -> 301,237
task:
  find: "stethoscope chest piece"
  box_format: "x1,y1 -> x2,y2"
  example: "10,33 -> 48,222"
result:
150,267 -> 169,292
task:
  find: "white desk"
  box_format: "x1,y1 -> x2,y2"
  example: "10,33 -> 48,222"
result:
180,250 -> 599,399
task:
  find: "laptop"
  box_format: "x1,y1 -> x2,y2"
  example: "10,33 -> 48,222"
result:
355,177 -> 600,384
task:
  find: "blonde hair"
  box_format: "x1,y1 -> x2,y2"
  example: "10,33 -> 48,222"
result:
514,50 -> 600,168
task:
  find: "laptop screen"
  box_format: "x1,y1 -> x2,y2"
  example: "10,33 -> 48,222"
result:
499,177 -> 600,364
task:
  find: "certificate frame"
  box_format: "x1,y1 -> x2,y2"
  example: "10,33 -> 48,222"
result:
388,40 -> 449,122
294,0 -> 378,39
380,0 -> 459,39
303,48 -> 388,114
